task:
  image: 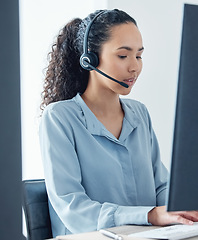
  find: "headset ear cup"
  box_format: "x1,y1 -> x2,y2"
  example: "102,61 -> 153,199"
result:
88,52 -> 99,68
80,52 -> 99,70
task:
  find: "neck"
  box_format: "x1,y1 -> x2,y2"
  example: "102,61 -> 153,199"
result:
81,76 -> 125,139
81,86 -> 121,118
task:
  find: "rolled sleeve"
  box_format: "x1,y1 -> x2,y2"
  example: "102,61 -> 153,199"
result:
114,206 -> 154,226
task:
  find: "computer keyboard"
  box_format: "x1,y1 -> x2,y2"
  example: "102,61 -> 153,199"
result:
129,222 -> 198,240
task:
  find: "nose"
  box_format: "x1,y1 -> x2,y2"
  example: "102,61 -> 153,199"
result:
129,57 -> 142,73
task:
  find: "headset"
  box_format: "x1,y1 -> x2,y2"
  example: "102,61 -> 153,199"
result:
79,10 -> 129,88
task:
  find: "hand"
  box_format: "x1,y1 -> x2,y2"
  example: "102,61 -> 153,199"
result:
148,206 -> 198,226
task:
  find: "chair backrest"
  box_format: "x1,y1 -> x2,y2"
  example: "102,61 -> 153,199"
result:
22,179 -> 53,240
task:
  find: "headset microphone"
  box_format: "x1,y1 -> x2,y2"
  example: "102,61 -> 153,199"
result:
80,10 -> 129,89
81,58 -> 129,88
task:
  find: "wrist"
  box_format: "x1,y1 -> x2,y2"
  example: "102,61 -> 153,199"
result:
148,207 -> 154,224
147,207 -> 156,225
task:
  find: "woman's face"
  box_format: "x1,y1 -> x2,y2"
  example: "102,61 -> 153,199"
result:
94,22 -> 144,95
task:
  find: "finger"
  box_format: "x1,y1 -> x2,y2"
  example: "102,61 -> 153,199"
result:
170,210 -> 198,221
171,215 -> 194,225
179,211 -> 198,222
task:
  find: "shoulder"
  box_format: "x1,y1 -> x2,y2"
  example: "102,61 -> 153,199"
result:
41,96 -> 84,126
44,98 -> 79,114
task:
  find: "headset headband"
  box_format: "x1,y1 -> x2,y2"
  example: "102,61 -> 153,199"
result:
83,10 -> 107,54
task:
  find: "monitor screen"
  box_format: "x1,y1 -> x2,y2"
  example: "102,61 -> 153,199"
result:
167,3 -> 198,211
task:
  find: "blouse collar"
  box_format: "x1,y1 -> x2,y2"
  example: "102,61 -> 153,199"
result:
74,93 -> 140,143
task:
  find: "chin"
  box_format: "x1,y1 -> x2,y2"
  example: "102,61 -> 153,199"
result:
119,85 -> 133,96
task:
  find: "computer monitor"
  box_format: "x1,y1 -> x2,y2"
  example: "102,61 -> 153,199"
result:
167,3 -> 198,211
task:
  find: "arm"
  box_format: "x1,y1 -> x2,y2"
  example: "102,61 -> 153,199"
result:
150,128 -> 168,206
143,105 -> 168,206
40,106 -> 109,233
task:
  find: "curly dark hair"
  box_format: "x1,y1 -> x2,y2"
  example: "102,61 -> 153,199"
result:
40,18 -> 88,111
40,9 -> 137,112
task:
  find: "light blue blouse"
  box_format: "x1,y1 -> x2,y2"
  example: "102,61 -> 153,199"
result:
39,93 -> 168,237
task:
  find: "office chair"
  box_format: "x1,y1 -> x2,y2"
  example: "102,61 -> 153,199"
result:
22,179 -> 53,240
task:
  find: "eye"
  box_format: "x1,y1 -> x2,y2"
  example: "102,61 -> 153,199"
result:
136,56 -> 142,60
118,55 -> 127,59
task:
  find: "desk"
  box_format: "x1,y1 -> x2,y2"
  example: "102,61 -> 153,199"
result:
49,225 -> 198,240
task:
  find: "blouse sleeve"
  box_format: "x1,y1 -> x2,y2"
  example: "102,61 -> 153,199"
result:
39,105 -> 153,234
143,105 -> 169,206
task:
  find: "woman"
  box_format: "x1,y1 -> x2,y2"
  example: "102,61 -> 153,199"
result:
39,9 -> 198,237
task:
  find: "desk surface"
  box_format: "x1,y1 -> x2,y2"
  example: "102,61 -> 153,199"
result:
49,225 -> 198,240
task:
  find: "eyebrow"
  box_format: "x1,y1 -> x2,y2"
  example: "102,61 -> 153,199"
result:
116,46 -> 144,52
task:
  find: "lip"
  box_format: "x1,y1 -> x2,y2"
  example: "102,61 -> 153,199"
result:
123,77 -> 137,87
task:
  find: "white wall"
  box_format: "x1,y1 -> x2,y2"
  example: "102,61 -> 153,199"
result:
20,0 -> 198,179
20,0 -> 107,180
